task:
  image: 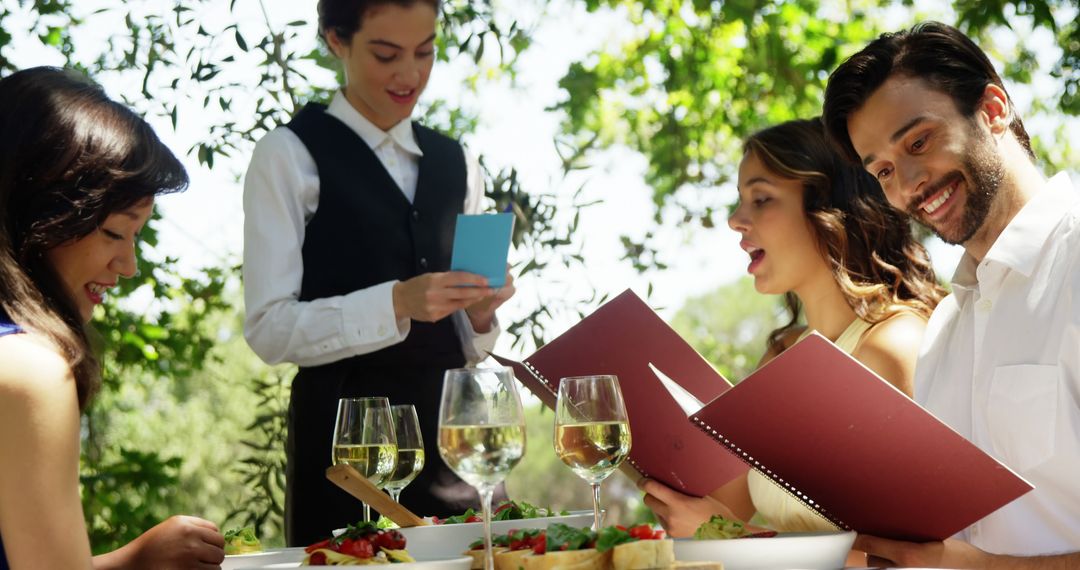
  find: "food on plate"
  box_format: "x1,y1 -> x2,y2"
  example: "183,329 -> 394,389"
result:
302,521 -> 413,566
464,523 -> 721,570
375,515 -> 400,530
465,528 -> 545,570
692,516 -> 778,540
433,500 -> 568,525
223,526 -> 262,555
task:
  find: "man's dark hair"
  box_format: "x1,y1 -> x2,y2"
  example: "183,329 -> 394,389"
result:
318,0 -> 440,44
822,21 -> 1034,163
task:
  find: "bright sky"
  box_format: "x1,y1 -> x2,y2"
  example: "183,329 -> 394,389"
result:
8,0 -> 1078,360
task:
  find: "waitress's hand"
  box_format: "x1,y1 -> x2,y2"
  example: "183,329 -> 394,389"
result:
393,272 -> 494,323
465,269 -> 515,333
640,478 -> 742,539
94,515 -> 225,570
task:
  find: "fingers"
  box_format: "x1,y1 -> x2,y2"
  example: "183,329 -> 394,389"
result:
639,478 -> 687,506
181,515 -> 220,532
442,271 -> 492,288
853,534 -> 901,563
197,525 -> 226,548
641,492 -> 669,521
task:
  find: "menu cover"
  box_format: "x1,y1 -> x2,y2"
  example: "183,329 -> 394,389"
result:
690,332 -> 1034,542
450,213 -> 514,287
491,289 -> 749,497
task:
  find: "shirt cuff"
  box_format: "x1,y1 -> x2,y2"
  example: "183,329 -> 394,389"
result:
460,313 -> 500,365
340,280 -> 410,348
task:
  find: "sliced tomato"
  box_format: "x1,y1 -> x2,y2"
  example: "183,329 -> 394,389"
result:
628,524 -> 655,540
651,529 -> 666,539
465,515 -> 483,523
373,530 -> 407,551
494,502 -> 514,514
338,537 -> 375,558
304,539 -> 332,553
308,551 -> 328,565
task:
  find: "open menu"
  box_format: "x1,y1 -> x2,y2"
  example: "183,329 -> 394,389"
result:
491,289 -> 749,497
495,288 -> 1034,542
689,331 -> 1033,542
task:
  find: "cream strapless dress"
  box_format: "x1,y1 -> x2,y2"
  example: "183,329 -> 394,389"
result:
745,317 -> 872,532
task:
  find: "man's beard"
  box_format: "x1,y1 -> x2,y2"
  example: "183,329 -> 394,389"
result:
907,122 -> 1006,245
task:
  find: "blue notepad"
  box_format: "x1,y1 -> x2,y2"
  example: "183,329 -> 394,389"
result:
450,213 -> 514,287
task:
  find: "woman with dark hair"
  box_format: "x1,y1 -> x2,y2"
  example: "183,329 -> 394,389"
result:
639,118 -> 945,541
0,67 -> 225,569
243,0 -> 515,546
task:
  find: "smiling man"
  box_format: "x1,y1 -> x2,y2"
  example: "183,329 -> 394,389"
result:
822,21 -> 1080,569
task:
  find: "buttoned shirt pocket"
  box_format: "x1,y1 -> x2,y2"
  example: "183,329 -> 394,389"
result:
987,364 -> 1059,473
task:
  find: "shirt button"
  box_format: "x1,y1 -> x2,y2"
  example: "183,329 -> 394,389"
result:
977,299 -> 993,311
419,257 -> 428,269
412,209 -> 420,221
377,325 -> 388,337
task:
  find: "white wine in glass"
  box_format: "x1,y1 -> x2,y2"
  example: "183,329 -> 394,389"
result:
383,404 -> 425,503
438,367 -> 526,570
554,375 -> 631,530
332,397 -> 397,522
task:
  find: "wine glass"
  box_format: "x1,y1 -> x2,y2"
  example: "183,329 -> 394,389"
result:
384,404 -> 425,503
554,375 -> 632,531
332,397 -> 398,522
438,367 -> 526,570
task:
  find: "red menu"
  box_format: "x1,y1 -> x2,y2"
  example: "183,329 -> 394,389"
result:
691,332 -> 1034,542
492,289 -> 749,496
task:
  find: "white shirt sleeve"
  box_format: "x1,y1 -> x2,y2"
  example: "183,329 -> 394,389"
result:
242,127 -> 409,367
454,145 -> 501,364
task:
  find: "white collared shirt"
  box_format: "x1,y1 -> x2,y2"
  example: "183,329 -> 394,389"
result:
242,90 -> 498,367
915,172 -> 1080,555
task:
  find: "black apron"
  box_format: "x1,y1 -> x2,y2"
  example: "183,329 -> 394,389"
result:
282,104 -> 481,546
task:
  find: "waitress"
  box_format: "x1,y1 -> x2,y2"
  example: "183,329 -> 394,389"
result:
242,0 -> 515,546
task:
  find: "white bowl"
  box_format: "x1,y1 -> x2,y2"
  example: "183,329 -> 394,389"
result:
397,511 -> 594,559
673,531 -> 856,570
222,547 -> 306,570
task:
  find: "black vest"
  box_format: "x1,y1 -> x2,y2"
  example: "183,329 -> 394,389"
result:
285,103 -> 467,366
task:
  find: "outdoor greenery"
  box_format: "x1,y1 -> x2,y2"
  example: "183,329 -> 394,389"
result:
0,0 -> 1076,553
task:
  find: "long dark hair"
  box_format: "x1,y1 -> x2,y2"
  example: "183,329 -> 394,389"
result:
822,21 -> 1034,164
0,67 -> 188,410
744,119 -> 946,353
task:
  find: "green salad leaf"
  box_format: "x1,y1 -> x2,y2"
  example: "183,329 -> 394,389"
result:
693,515 -> 751,540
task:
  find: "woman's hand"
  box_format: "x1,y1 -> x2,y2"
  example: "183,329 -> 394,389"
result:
465,269 -> 515,332
639,478 -> 745,538
855,535 -> 999,569
393,272 -> 494,323
95,515 -> 225,570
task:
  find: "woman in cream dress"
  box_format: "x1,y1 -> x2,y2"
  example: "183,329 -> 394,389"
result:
640,118 -> 946,537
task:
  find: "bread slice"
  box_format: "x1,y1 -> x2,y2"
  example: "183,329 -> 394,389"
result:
664,561 -> 724,570
495,548 -> 535,570
540,548 -> 612,570
611,539 -> 675,570
465,546 -> 508,570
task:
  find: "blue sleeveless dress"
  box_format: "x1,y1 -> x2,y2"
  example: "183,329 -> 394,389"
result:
0,311 -> 22,570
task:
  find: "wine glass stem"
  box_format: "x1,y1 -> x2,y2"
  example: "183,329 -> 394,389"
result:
363,502 -> 371,523
591,482 -> 602,531
479,485 -> 496,570
388,488 -> 402,503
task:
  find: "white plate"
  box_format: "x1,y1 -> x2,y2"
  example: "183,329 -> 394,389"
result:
673,531 -> 856,570
396,511 -> 594,559
222,547 -> 306,570
237,555 -> 472,569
